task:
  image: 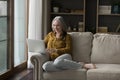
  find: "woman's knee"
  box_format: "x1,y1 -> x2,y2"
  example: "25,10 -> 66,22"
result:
54,59 -> 64,68
42,61 -> 53,71
62,54 -> 71,58
54,54 -> 72,67
42,61 -> 61,72
55,54 -> 72,61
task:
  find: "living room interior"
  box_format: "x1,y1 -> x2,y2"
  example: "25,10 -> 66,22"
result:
0,0 -> 120,80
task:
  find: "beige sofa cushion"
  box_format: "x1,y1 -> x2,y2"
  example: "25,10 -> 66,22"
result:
87,64 -> 120,80
68,32 -> 93,62
91,33 -> 120,64
43,69 -> 86,80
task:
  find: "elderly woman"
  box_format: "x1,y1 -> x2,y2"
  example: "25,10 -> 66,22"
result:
42,16 -> 96,72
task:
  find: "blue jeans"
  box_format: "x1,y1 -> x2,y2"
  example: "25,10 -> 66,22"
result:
42,54 -> 82,72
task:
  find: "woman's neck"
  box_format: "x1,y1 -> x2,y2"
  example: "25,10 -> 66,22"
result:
55,32 -> 62,39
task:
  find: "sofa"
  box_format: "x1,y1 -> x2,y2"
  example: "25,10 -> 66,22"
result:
30,32 -> 120,80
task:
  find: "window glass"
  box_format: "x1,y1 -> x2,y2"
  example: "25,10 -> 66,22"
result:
0,1 -> 8,74
14,0 -> 27,66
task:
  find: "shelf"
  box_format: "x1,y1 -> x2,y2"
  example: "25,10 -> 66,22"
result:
51,12 -> 84,15
50,0 -> 86,32
49,0 -> 120,33
98,14 -> 120,16
96,0 -> 120,33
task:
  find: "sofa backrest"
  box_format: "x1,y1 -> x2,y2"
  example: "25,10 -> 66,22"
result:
68,32 -> 93,63
91,33 -> 120,64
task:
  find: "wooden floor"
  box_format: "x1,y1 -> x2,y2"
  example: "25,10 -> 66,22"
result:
7,69 -> 33,80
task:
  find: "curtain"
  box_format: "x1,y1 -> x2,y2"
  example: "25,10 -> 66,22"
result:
28,0 -> 43,40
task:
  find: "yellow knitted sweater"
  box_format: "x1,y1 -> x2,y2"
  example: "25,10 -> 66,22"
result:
44,32 -> 72,60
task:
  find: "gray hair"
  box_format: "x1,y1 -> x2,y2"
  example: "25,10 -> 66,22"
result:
52,16 -> 67,32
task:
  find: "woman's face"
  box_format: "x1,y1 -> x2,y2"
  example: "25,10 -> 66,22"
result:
52,20 -> 62,33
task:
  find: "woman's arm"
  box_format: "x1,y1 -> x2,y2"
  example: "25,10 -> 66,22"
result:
57,34 -> 72,55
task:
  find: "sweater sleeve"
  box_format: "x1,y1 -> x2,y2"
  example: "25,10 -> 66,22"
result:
44,32 -> 51,47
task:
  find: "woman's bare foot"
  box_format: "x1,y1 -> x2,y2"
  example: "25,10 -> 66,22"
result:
84,63 -> 96,69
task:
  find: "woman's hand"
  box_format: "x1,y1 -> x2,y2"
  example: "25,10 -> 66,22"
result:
46,48 -> 59,60
46,48 -> 57,54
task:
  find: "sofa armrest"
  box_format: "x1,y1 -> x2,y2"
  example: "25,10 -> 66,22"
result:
31,53 -> 49,80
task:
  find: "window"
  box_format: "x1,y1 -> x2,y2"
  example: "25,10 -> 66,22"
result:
14,0 -> 27,67
0,0 -> 29,79
0,0 -> 9,75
